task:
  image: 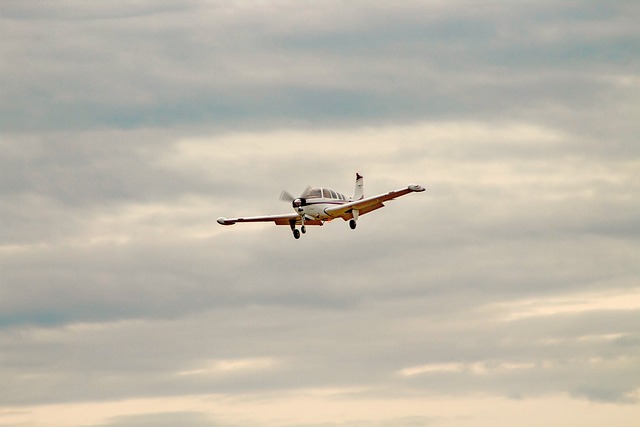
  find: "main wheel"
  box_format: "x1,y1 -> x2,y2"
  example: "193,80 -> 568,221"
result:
349,219 -> 357,230
293,229 -> 301,239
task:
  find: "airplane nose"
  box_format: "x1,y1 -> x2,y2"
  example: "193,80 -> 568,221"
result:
291,197 -> 307,212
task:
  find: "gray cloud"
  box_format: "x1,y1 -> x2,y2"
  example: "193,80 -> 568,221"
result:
82,412 -> 221,427
2,1 -> 638,133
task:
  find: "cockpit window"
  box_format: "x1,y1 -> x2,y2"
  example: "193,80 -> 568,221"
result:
302,187 -> 345,200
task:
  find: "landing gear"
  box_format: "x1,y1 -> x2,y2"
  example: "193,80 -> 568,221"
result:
349,209 -> 359,230
290,218 -> 304,239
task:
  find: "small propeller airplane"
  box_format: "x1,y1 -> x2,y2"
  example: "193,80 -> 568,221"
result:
218,173 -> 425,239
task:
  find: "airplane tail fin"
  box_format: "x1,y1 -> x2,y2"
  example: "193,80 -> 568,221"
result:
353,173 -> 364,200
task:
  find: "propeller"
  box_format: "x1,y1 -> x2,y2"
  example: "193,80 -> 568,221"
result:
279,190 -> 295,202
279,186 -> 312,209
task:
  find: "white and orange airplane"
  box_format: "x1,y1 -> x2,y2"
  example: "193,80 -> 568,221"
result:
218,173 -> 425,239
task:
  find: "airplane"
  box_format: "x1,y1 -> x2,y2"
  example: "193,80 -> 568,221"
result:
217,173 -> 426,239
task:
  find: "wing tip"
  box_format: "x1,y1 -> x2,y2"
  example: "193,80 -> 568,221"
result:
409,184 -> 426,192
217,217 -> 235,225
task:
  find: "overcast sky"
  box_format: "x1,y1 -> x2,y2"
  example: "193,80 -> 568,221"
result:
1,1 -> 640,426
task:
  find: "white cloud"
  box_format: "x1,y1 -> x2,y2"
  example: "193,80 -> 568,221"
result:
2,393 -> 640,427
491,287 -> 640,321
177,357 -> 278,376
399,360 -> 540,378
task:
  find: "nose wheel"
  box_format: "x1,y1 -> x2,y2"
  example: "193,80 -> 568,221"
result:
349,219 -> 357,230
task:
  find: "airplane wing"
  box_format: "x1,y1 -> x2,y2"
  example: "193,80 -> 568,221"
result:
324,184 -> 425,220
217,213 -> 323,226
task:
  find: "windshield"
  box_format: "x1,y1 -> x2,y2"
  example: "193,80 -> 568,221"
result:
302,188 -> 322,198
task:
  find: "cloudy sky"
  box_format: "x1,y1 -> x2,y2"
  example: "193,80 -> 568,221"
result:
1,1 -> 639,426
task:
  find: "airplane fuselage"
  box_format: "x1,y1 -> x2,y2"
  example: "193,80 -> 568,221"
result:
292,188 -> 351,221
